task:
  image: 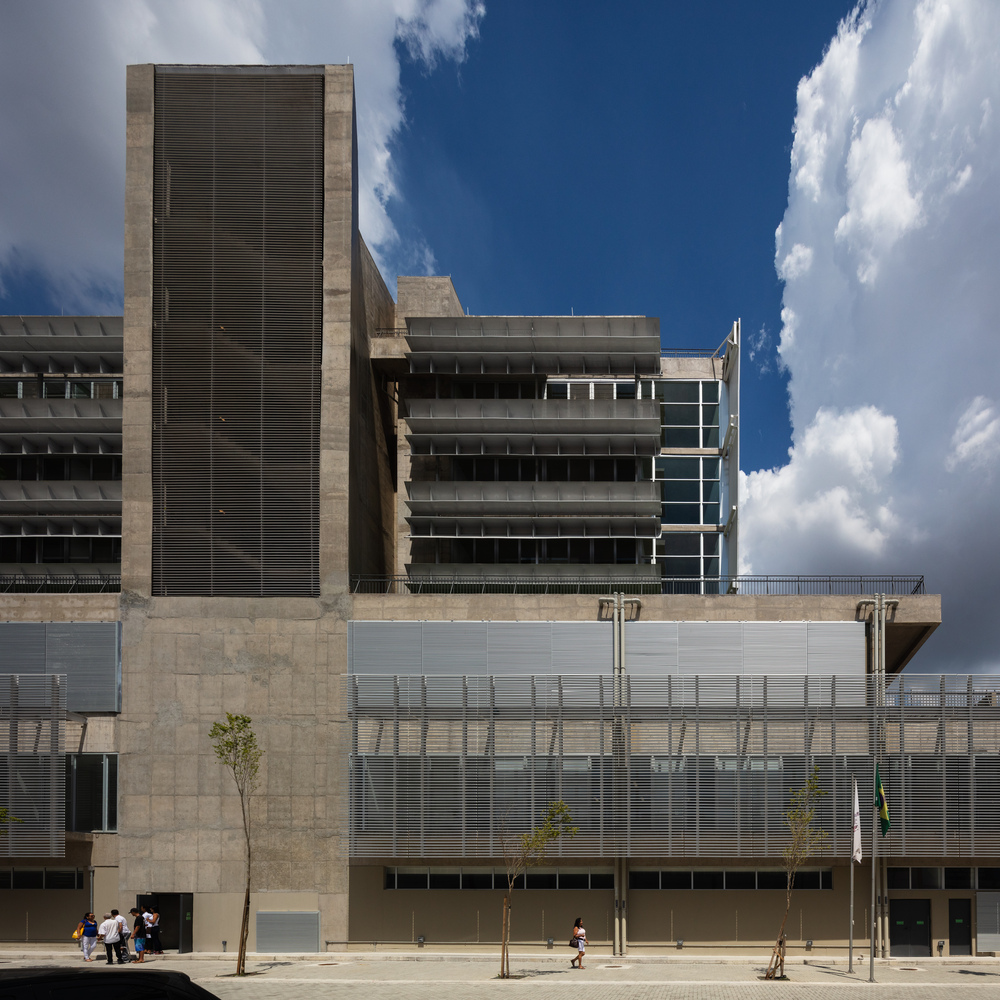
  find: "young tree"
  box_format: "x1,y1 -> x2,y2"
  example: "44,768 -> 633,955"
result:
209,713 -> 263,976
497,800 -> 577,979
765,766 -> 828,980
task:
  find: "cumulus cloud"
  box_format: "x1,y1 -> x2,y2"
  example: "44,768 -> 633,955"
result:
0,0 -> 484,310
740,407 -> 900,573
744,0 -> 1000,671
835,115 -> 924,283
777,242 -> 814,282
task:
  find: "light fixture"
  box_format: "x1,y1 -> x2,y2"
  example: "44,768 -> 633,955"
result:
676,939 -> 683,949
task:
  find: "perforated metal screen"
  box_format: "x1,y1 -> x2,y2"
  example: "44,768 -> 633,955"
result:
349,672 -> 1000,861
151,68 -> 323,596
0,622 -> 119,713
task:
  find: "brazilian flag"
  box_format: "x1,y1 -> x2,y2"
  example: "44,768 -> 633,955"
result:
875,764 -> 890,837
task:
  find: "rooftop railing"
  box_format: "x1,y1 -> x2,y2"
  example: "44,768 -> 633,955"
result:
351,574 -> 926,596
660,347 -> 722,358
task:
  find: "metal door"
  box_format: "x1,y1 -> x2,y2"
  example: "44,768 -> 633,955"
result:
949,898 -> 971,956
889,898 -> 931,957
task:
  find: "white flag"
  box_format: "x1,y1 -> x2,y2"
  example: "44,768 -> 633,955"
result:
852,776 -> 862,863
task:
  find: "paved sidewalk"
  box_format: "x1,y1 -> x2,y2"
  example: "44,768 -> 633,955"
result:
3,950 -> 1000,999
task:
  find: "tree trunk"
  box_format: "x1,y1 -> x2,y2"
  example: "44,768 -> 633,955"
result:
765,890 -> 792,980
499,893 -> 509,978
237,880 -> 251,975
505,895 -> 510,979
237,804 -> 252,975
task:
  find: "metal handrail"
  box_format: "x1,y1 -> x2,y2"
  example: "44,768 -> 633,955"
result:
660,347 -> 722,358
0,573 -> 121,593
351,574 -> 926,596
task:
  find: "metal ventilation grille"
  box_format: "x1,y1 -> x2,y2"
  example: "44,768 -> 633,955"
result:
152,71 -> 323,596
0,674 -> 66,857
349,673 -> 1000,860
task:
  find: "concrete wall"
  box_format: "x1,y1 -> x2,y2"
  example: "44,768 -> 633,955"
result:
0,836 -> 118,942
351,592 -> 940,628
115,596 -> 351,942
396,276 -> 464,320
194,890 -> 320,953
348,863 -> 979,956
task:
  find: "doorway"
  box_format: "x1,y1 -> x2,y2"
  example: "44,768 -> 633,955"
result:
949,898 -> 972,956
136,892 -> 193,953
889,898 -> 931,957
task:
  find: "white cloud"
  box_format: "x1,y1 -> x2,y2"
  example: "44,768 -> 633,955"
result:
745,0 -> 1000,671
946,396 -> 1000,472
778,243 -> 814,281
835,115 -> 924,283
0,0 -> 484,309
740,407 -> 901,573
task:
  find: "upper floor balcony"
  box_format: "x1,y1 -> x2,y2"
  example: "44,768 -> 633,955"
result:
405,398 -> 660,456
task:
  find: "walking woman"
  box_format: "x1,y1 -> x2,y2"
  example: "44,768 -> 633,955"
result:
76,912 -> 98,962
570,917 -> 587,969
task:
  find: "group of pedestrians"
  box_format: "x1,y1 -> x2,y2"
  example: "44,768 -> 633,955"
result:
74,906 -> 162,965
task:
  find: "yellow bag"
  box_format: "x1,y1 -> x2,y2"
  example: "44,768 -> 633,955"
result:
72,928 -> 81,940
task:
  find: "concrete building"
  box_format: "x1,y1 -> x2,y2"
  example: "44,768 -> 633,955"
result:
7,62 -> 1000,961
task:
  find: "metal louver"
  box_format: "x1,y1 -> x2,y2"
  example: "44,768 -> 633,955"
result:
0,674 -> 66,857
152,68 -> 323,596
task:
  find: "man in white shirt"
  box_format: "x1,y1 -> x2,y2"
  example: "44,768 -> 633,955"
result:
96,912 -> 124,965
113,909 -> 131,962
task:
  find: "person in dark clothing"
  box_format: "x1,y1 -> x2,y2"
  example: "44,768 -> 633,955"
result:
129,908 -> 147,963
144,906 -> 163,954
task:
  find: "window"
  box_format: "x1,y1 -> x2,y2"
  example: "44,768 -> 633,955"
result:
945,867 -> 972,889
627,868 -> 831,890
0,869 -> 84,890
65,753 -> 118,833
655,457 -> 722,528
657,381 -> 725,450
655,531 -> 722,587
384,867 -> 618,890
978,868 -> 1000,890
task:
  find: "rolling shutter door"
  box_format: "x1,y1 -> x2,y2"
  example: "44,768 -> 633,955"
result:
255,911 -> 320,953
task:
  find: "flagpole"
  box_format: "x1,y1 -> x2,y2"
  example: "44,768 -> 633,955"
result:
849,775 -> 856,973
850,850 -> 855,971
869,596 -> 880,983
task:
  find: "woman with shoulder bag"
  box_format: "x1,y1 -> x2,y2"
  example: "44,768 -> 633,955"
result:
570,917 -> 587,969
76,912 -> 98,962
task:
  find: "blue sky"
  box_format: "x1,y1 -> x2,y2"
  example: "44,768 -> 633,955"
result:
2,0 -> 1000,670
389,1 -> 857,475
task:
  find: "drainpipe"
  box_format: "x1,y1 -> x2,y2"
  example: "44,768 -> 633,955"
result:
619,594 -> 629,957
612,593 -> 621,957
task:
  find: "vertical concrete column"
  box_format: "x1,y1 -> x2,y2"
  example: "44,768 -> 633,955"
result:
318,64 -> 358,951
319,66 -> 358,595
121,64 -> 155,596
395,423 -> 412,576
